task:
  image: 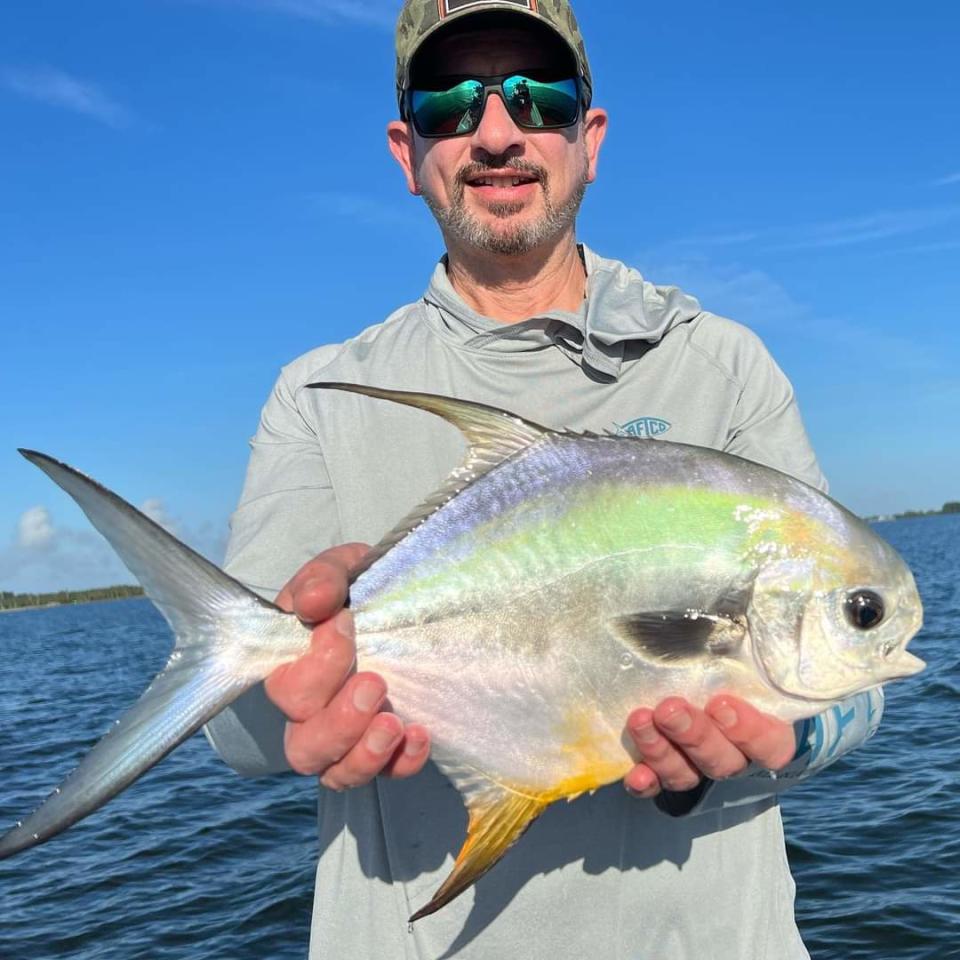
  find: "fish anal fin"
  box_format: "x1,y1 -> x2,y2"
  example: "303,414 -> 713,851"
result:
410,782 -> 548,923
612,611 -> 746,663
415,728 -> 629,923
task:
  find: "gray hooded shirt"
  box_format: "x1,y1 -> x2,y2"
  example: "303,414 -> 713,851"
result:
206,247 -> 880,960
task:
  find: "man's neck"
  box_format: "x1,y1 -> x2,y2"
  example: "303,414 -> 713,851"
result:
444,233 -> 586,324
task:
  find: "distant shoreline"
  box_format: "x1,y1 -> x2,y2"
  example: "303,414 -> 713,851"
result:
0,587 -> 145,614
868,508 -> 960,523
0,598 -> 138,614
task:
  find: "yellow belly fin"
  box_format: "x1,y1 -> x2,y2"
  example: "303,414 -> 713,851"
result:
409,779 -> 549,923
411,742 -> 631,922
411,705 -> 636,922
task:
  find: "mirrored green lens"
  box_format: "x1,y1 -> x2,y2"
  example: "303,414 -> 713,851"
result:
411,81 -> 483,137
408,75 -> 580,138
503,75 -> 579,128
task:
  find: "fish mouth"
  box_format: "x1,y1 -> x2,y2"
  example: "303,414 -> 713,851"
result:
879,601 -> 924,681
882,648 -> 926,680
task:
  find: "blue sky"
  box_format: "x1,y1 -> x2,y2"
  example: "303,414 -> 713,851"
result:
1,0 -> 958,592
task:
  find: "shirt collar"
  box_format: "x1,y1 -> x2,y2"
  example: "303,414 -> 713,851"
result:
422,244 -> 702,380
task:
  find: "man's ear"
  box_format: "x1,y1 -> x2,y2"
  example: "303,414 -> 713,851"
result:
387,120 -> 421,196
582,108 -> 608,184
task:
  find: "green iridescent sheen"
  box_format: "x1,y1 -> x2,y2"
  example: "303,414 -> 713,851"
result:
363,485 -> 816,624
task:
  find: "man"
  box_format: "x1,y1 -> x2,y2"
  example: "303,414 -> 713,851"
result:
206,2 -> 881,956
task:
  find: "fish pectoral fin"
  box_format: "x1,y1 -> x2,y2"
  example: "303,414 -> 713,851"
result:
410,779 -> 548,923
611,611 -> 746,663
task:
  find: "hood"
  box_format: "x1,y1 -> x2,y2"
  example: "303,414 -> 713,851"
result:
422,245 -> 703,380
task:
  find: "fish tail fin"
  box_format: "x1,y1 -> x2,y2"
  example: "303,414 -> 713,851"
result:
0,451 -> 299,859
409,777 -> 548,922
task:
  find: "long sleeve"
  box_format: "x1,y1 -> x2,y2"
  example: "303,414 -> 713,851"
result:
720,325 -> 827,494
204,362 -> 342,776
656,689 -> 885,816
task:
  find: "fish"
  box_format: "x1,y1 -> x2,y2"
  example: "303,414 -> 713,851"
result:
0,384 -> 925,921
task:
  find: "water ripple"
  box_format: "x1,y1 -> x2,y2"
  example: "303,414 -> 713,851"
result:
1,518 -> 958,958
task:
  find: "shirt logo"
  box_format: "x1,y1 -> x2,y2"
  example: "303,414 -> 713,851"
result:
615,417 -> 672,439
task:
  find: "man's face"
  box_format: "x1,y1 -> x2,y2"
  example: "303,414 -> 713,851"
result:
388,25 -> 607,257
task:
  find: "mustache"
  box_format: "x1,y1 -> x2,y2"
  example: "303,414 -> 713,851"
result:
455,158 -> 549,188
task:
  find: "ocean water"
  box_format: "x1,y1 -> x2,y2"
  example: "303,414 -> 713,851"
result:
0,515 -> 956,959
783,514 -> 960,959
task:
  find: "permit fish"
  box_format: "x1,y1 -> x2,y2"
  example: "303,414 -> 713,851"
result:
0,384 -> 924,920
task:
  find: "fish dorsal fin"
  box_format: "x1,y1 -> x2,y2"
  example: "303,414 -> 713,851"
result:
306,383 -> 549,581
306,382 -> 547,457
611,611 -> 747,663
409,769 -> 548,923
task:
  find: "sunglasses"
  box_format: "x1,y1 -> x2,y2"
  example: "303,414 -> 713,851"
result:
404,72 -> 587,139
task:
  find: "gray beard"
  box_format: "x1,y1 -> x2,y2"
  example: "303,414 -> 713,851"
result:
420,156 -> 589,257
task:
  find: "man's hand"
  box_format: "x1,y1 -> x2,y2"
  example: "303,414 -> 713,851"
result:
623,696 -> 796,799
265,543 -> 431,790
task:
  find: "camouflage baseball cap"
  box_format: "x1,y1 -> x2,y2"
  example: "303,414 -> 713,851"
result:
395,0 -> 592,98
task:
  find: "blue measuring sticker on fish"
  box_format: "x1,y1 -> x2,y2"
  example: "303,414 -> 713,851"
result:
0,384 -> 925,923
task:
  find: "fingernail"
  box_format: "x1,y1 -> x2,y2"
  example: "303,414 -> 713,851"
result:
660,708 -> 692,734
334,609 -> 355,642
631,722 -> 659,745
367,726 -> 400,754
625,771 -> 656,797
712,705 -> 738,730
404,736 -> 427,757
300,577 -> 328,599
352,679 -> 383,713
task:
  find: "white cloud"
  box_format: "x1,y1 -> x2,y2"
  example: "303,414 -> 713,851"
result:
666,205 -> 960,255
1,66 -> 134,128
2,500 -> 226,594
306,190 -> 415,227
664,230 -> 760,249
782,207 -> 960,250
0,520 -> 126,592
870,238 -> 960,258
933,171 -> 960,187
637,257 -> 806,330
210,0 -> 395,28
16,506 -> 55,549
638,254 -> 937,374
140,498 -> 182,537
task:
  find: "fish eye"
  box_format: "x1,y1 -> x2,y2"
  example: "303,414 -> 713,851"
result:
845,590 -> 885,630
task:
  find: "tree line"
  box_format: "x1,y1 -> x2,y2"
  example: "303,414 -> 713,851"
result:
891,501 -> 960,520
0,585 -> 145,610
